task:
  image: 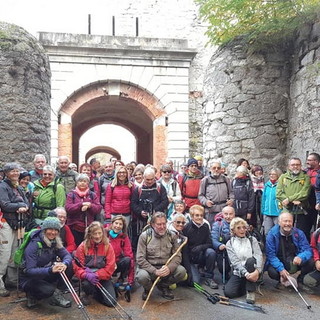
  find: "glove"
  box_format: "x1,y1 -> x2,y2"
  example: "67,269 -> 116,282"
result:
125,284 -> 131,291
85,272 -> 99,285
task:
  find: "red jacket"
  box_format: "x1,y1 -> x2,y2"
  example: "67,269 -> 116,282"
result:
73,240 -> 116,281
178,170 -> 203,209
108,232 -> 135,285
66,190 -> 102,232
311,229 -> 320,262
104,184 -> 132,219
61,224 -> 77,253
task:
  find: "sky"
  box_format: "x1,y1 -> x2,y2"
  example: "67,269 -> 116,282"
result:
0,0 -> 123,37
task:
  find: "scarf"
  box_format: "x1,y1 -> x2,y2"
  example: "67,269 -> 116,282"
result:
109,229 -> 121,239
75,187 -> 89,198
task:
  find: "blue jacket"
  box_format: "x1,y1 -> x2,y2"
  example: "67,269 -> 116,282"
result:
211,219 -> 231,250
261,180 -> 281,217
265,224 -> 312,272
20,229 -> 72,289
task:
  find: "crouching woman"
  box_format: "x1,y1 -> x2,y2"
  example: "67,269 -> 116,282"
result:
73,221 -> 116,306
19,217 -> 72,308
224,217 -> 263,304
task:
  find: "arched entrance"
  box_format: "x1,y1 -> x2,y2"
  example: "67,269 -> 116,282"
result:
58,80 -> 167,168
85,146 -> 121,163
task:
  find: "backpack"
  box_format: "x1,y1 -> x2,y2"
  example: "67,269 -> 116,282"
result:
14,229 -> 42,267
138,182 -> 162,197
204,175 -> 230,198
144,225 -> 176,246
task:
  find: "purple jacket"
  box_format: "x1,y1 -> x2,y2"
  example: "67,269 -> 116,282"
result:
20,229 -> 72,289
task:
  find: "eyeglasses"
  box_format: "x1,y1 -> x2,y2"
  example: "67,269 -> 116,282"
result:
175,221 -> 186,225
162,171 -> 172,174
211,167 -> 221,170
43,173 -> 53,176
194,214 -> 204,218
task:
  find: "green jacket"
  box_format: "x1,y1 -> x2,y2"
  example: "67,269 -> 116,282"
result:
33,179 -> 66,220
56,169 -> 79,194
276,171 -> 311,213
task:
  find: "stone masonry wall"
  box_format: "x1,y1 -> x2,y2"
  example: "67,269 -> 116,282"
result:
203,44 -> 291,172
0,22 -> 51,169
287,21 -> 320,161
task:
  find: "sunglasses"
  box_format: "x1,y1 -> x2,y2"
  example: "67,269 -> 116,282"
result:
162,171 -> 172,174
175,221 -> 186,225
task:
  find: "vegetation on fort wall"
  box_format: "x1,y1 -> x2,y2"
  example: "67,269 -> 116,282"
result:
196,0 -> 320,51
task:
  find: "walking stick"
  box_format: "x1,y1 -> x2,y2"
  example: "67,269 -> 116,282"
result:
60,271 -> 91,320
16,212 -> 24,298
287,275 -> 312,310
142,235 -> 188,310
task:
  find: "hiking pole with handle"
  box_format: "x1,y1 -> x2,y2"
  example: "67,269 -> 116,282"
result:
194,282 -> 266,314
74,257 -> 132,320
222,250 -> 226,290
287,275 -> 312,310
60,271 -> 91,320
142,234 -> 188,310
95,282 -> 132,320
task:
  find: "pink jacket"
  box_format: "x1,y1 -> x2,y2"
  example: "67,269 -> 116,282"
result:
104,184 -> 132,219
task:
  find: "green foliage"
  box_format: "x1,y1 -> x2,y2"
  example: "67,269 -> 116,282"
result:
196,0 -> 320,51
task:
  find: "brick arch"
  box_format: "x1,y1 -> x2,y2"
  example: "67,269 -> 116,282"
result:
85,146 -> 121,162
58,80 -> 167,169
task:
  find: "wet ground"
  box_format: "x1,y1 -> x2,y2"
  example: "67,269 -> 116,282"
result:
1,273 -> 319,320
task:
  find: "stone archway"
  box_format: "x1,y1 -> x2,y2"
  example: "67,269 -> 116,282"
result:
85,146 -> 121,162
58,80 -> 166,168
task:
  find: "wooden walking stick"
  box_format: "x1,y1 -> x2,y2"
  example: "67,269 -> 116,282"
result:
142,235 -> 188,310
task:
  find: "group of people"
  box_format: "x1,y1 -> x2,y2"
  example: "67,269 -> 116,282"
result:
0,152 -> 320,312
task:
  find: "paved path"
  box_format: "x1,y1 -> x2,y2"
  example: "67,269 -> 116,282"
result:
1,274 -> 319,320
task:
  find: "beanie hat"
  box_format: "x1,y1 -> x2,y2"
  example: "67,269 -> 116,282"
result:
251,165 -> 263,174
194,155 -> 203,161
19,171 -> 31,180
41,217 -> 61,231
3,162 -> 20,173
187,158 -> 198,167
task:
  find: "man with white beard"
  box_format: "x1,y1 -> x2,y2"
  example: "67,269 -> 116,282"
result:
198,161 -> 234,226
276,158 -> 311,238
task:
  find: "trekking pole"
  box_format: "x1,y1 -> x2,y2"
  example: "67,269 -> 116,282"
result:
16,212 -> 24,298
96,282 -> 132,320
142,235 -> 188,310
287,275 -> 311,310
194,282 -> 266,313
222,250 -> 226,290
60,271 -> 91,320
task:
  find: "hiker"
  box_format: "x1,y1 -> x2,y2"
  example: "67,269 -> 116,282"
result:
33,165 -> 66,226
303,227 -> 320,289
198,160 -> 234,226
55,156 -> 79,195
0,163 -> 30,297
73,221 -> 116,307
211,206 -> 235,283
224,217 -> 263,304
183,205 -> 218,289
65,174 -> 102,246
265,212 -> 313,289
107,215 -> 135,289
136,212 -> 186,301
19,217 -> 72,308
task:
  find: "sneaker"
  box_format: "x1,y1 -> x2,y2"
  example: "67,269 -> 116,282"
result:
49,289 -> 71,308
159,287 -> 174,300
0,287 -> 10,297
246,291 -> 255,304
27,294 -> 37,308
142,289 -> 150,301
205,279 -> 218,289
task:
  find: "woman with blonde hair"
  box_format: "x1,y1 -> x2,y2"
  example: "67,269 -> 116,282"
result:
73,221 -> 116,306
105,166 -> 133,227
224,217 -> 263,304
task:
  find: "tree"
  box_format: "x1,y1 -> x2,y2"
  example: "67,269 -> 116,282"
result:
196,0 -> 320,51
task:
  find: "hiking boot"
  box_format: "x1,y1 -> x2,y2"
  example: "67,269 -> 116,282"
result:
159,287 -> 174,300
246,291 -> 255,304
300,284 -> 314,295
0,287 -> 10,297
49,289 -> 71,308
27,294 -> 37,308
275,282 -> 286,290
80,293 -> 91,306
142,289 -> 150,301
205,279 -> 218,289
